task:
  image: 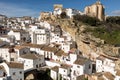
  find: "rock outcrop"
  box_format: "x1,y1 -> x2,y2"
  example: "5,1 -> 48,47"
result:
46,18 -> 120,60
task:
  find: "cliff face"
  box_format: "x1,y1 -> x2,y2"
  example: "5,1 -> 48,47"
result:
47,18 -> 120,60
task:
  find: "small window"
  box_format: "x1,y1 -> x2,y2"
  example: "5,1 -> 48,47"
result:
13,72 -> 16,75
19,71 -> 22,74
89,64 -> 91,69
36,65 -> 38,68
39,64 -> 41,67
64,70 -> 65,72
10,58 -> 14,61
77,66 -> 80,68
20,79 -> 22,80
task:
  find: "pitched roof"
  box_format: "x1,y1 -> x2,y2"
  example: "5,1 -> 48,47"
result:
74,57 -> 89,65
22,43 -> 44,48
97,77 -> 104,80
41,46 -> 58,53
20,53 -> 43,60
60,64 -> 72,69
7,62 -> 24,69
103,72 -> 115,80
14,45 -> 27,50
54,50 -> 67,56
51,66 -> 59,72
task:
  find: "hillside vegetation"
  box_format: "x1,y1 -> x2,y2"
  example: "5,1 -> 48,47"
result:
72,15 -> 120,45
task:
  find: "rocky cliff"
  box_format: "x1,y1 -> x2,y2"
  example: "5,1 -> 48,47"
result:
46,18 -> 120,60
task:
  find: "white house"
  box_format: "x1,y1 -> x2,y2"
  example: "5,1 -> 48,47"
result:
39,21 -> 51,30
65,8 -> 84,18
50,32 -> 71,53
96,55 -> 116,74
18,53 -> 45,70
8,30 -> 20,41
71,57 -> 92,79
8,29 -> 30,43
30,28 -> 50,45
65,48 -> 79,64
0,44 -> 11,62
51,66 -> 59,80
22,43 -> 44,55
14,45 -> 30,56
59,64 -> 72,80
0,41 -> 19,62
0,62 -> 24,80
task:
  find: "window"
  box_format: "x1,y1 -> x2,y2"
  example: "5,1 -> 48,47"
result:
10,58 -> 14,61
36,65 -> 38,68
20,79 -> 22,80
89,64 -> 91,69
39,64 -> 41,67
19,71 -> 22,74
64,70 -> 66,72
13,72 -> 16,75
77,66 -> 80,68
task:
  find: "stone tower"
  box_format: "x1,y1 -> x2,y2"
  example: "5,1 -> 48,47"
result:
84,0 -> 105,21
54,4 -> 63,11
53,4 -> 63,15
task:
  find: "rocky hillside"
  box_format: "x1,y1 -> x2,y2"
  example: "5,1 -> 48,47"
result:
44,16 -> 120,60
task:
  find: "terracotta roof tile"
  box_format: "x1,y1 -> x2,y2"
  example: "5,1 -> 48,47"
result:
60,64 -> 72,69
103,72 -> 115,80
14,45 -> 27,50
51,66 -> 59,72
22,43 -> 44,48
55,50 -> 67,56
74,57 -> 89,65
7,62 -> 24,69
20,53 -> 43,60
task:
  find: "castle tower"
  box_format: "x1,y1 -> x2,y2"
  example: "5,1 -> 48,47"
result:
54,4 -> 63,11
53,4 -> 63,15
84,0 -> 105,21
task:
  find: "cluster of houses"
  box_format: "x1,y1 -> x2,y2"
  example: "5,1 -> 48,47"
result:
0,12 -> 79,80
0,2 -> 119,80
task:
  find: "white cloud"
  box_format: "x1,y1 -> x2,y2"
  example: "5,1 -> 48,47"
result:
111,10 -> 120,16
0,2 -> 39,17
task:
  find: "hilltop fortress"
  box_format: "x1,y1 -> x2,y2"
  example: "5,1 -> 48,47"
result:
85,0 -> 105,21
39,0 -> 105,21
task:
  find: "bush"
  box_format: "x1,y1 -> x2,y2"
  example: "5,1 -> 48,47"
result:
73,14 -> 100,26
106,16 -> 120,25
92,26 -> 120,45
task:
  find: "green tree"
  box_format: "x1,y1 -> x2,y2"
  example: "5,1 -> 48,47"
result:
73,14 -> 100,26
